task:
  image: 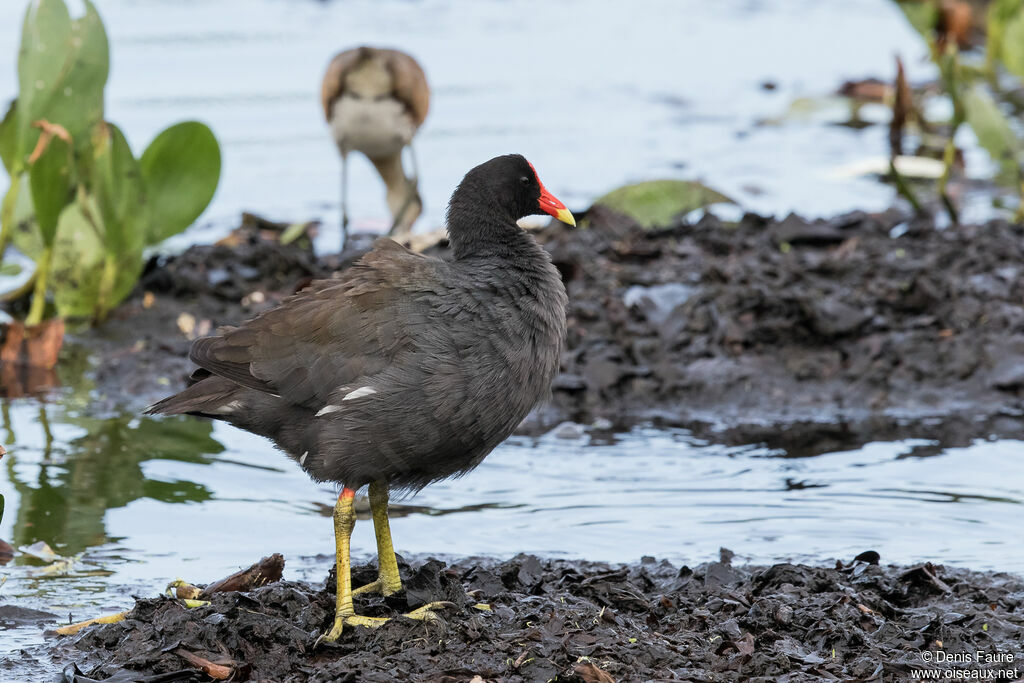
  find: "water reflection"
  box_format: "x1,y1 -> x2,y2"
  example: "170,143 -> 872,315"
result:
2,407 -> 223,556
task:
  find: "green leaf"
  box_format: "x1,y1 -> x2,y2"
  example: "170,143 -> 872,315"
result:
9,172 -> 46,260
894,0 -> 939,40
592,179 -> 735,229
49,194 -> 143,319
1001,7 -> 1024,79
963,84 -> 1022,181
28,134 -> 73,245
15,0 -> 108,166
0,100 -> 17,174
87,122 -> 143,255
139,121 -> 220,245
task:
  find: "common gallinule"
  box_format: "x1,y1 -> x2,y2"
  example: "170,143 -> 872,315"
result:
148,154 -> 575,642
321,46 -> 429,246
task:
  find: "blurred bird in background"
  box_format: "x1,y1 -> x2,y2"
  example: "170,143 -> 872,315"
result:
321,47 -> 429,248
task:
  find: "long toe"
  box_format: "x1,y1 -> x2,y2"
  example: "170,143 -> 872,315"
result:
352,578 -> 389,596
404,601 -> 456,622
344,614 -> 392,629
316,616 -> 347,646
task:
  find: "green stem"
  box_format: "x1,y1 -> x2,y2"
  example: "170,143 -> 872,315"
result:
889,158 -> 923,214
25,244 -> 52,326
95,252 -> 118,322
0,177 -> 21,263
938,138 -> 960,225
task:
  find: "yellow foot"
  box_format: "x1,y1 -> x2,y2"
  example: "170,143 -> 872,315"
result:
352,577 -> 401,596
315,602 -> 455,645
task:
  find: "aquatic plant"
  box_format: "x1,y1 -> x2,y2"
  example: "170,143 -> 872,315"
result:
0,0 -> 221,325
893,0 -> 1024,222
591,179 -> 734,229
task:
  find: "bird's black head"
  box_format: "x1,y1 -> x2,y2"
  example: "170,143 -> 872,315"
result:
447,155 -> 575,257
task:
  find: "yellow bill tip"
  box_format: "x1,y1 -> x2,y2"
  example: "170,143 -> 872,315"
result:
555,207 -> 576,227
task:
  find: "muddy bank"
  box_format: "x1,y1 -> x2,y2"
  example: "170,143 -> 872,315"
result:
56,552 -> 1024,682
539,207 -> 1024,449
65,209 -> 1024,447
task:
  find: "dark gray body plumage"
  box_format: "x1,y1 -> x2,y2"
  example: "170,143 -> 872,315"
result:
148,156 -> 567,492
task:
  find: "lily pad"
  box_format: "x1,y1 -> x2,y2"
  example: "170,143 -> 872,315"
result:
592,179 -> 734,229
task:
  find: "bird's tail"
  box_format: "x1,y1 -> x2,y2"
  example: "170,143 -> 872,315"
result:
145,371 -> 239,417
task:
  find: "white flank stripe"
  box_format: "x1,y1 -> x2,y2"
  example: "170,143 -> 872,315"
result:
316,404 -> 343,417
342,386 -> 377,401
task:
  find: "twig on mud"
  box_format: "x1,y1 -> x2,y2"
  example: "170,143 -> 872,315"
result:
169,553 -> 285,599
174,648 -> 233,680
900,563 -> 952,594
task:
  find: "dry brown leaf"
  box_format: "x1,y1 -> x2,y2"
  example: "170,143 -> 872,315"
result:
937,0 -> 973,51
890,56 -> 912,158
574,661 -> 617,683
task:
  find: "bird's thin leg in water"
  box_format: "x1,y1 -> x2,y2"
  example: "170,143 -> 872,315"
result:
340,152 -> 350,251
353,480 -> 402,596
388,144 -> 420,236
318,486 -> 455,644
407,142 -> 420,184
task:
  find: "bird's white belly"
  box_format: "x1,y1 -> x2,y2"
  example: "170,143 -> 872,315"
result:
330,95 -> 415,159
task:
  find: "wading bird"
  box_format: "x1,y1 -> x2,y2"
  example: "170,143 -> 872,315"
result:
321,46 -> 429,248
148,154 -> 575,642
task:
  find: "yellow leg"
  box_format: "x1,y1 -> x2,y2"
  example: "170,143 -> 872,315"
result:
317,485 -> 454,646
353,480 -> 403,596
318,487 -> 357,643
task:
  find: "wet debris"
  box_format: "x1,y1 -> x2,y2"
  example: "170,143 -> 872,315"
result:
60,552 -> 1024,682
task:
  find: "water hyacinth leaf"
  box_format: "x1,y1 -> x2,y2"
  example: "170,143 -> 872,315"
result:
1001,7 -> 1024,79
593,179 -> 735,229
0,101 -> 17,174
963,84 -> 1022,180
49,195 -> 144,318
10,172 -> 46,260
28,134 -> 73,245
15,0 -> 71,162
88,122 -> 144,255
139,121 -> 221,245
16,0 -> 108,166
894,0 -> 940,40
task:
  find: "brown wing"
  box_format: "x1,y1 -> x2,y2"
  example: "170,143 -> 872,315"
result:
381,49 -> 430,128
189,239 -> 441,409
320,46 -> 429,126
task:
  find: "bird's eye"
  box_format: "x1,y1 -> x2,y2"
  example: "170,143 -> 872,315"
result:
520,176 -> 530,185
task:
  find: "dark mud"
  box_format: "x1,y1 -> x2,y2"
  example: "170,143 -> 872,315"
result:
56,552 -> 1024,682
69,208 -> 1024,449
540,207 -> 1024,449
